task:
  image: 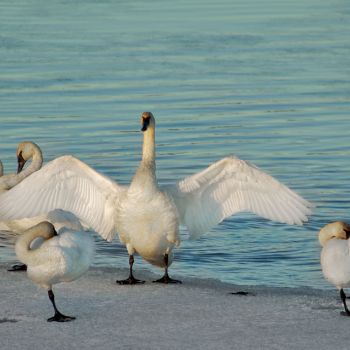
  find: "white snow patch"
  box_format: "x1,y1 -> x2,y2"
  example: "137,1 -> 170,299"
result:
0,265 -> 348,350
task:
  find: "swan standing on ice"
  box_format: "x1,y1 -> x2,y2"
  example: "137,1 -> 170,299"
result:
0,141 -> 43,193
15,221 -> 94,322
0,112 -> 312,284
319,221 -> 350,316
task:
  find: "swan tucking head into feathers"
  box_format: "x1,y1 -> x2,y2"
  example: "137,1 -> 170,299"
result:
319,221 -> 350,247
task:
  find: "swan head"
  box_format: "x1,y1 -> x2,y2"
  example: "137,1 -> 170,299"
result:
16,141 -> 41,173
140,112 -> 155,132
319,221 -> 350,247
32,221 -> 58,239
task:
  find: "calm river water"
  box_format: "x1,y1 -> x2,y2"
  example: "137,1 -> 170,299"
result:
0,0 -> 349,288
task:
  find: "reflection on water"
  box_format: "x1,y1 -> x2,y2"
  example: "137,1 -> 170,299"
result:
0,0 -> 349,289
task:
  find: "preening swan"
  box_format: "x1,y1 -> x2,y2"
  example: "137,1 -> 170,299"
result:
0,112 -> 312,284
319,221 -> 350,316
0,141 -> 43,193
4,209 -> 88,271
16,221 -> 94,322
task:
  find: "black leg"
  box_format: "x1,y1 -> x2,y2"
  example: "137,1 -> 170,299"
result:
340,289 -> 350,316
7,263 -> 27,272
47,289 -> 75,322
153,254 -> 182,284
116,255 -> 145,285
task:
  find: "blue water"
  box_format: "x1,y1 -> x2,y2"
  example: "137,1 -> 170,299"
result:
0,0 -> 349,289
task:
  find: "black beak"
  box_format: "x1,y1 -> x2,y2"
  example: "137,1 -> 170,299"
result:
345,227 -> 350,240
17,152 -> 26,174
53,227 -> 58,236
141,118 -> 150,132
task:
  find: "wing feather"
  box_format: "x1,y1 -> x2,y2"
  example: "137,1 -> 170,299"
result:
163,156 -> 313,239
0,155 -> 125,241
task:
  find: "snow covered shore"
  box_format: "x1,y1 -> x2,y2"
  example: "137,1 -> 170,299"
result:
0,265 -> 348,350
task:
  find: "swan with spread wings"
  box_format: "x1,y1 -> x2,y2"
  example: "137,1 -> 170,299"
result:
0,112 -> 312,284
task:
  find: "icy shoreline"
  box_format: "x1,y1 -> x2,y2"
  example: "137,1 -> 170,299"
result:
0,265 -> 348,350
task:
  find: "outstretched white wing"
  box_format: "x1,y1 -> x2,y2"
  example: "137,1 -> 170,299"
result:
0,155 -> 126,241
163,156 -> 313,239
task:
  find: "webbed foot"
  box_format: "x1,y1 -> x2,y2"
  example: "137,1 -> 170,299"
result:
47,312 -> 75,322
7,264 -> 27,272
230,291 -> 252,296
153,274 -> 182,284
117,276 -> 145,285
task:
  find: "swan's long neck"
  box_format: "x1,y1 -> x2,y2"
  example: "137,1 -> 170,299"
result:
0,145 -> 43,191
131,126 -> 157,191
0,160 -> 3,177
141,127 -> 156,166
17,144 -> 43,182
15,223 -> 54,265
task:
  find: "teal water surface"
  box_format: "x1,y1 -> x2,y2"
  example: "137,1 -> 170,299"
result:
0,0 -> 349,289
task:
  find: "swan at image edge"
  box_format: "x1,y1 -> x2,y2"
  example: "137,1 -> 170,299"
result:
0,112 -> 313,283
0,141 -> 43,193
0,142 -> 90,234
319,221 -> 350,316
15,221 -> 95,322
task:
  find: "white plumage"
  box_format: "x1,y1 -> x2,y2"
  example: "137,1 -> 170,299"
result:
319,221 -> 350,316
0,112 -> 312,283
16,221 -> 94,322
164,156 -> 311,238
0,208 -> 86,233
0,143 -> 88,235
